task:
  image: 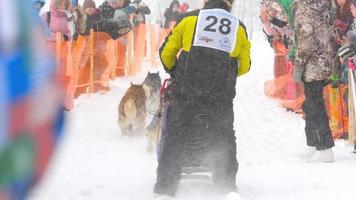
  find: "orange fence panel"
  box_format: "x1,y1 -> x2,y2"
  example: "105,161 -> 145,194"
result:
115,37 -> 128,77
104,38 -> 118,82
53,33 -> 73,110
126,30 -> 134,76
325,85 -> 349,139
264,60 -> 304,102
132,24 -> 147,75
45,24 -> 178,110
66,35 -> 87,105
75,31 -> 113,96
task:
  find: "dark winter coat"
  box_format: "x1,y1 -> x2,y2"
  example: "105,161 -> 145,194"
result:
294,0 -> 334,82
131,1 -> 151,26
99,1 -> 116,19
96,10 -> 132,39
83,9 -> 101,35
163,1 -> 181,29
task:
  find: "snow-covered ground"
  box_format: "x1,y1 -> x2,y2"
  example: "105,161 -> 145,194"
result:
28,31 -> 356,200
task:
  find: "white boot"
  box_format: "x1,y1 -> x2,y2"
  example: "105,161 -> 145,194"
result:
153,194 -> 172,200
298,146 -> 316,159
306,148 -> 334,163
224,192 -> 243,200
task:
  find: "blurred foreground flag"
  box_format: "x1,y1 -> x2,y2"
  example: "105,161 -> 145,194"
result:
0,0 -> 65,199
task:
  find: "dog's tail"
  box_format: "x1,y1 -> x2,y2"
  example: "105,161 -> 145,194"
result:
123,98 -> 137,120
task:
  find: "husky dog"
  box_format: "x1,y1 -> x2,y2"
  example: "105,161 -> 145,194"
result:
118,83 -> 150,136
142,72 -> 162,152
145,110 -> 162,152
142,71 -> 162,115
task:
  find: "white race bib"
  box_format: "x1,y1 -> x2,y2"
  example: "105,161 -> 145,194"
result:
193,9 -> 238,53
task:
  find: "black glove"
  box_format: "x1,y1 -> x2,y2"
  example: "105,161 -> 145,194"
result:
165,65 -> 176,79
270,17 -> 288,28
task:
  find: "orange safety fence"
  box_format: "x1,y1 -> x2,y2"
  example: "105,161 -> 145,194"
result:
115,36 -> 128,77
47,25 -> 168,110
131,23 -> 146,75
75,31 -> 112,96
264,60 -> 305,113
47,33 -> 74,110
148,24 -> 162,68
264,41 -> 304,113
325,84 -> 349,139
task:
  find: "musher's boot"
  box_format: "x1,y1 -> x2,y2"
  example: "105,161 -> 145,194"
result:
307,148 -> 334,163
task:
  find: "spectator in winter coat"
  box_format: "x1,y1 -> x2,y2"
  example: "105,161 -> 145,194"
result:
163,0 -> 181,29
100,9 -> 132,39
47,0 -> 74,41
332,0 -> 353,46
124,0 -> 131,7
95,0 -> 133,39
33,0 -> 46,14
334,0 -> 353,25
131,0 -> 151,27
293,0 -> 335,162
260,0 -> 292,48
260,0 -> 293,86
180,2 -> 190,13
99,0 -> 125,19
153,0 -> 251,199
340,0 -> 356,153
82,0 -> 101,35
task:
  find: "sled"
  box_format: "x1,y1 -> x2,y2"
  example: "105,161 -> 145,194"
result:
156,79 -> 212,178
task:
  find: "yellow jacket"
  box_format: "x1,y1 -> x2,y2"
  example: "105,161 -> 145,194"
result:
160,10 -> 251,77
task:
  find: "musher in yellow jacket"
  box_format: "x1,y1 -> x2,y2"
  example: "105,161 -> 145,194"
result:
153,0 -> 251,199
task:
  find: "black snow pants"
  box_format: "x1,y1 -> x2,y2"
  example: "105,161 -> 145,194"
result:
302,81 -> 335,150
153,100 -> 238,196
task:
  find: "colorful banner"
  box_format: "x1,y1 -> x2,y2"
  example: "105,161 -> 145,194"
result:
0,1 -> 65,199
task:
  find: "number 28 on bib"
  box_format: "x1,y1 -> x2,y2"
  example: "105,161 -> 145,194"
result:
193,9 -> 238,53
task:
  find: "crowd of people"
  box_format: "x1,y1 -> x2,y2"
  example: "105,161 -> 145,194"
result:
260,0 -> 356,157
28,0 -> 192,110
31,0 -> 192,41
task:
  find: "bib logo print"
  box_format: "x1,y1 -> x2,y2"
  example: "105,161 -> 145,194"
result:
198,35 -> 214,43
193,9 -> 238,53
219,37 -> 231,49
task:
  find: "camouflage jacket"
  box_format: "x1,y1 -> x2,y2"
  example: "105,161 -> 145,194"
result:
294,0 -> 334,82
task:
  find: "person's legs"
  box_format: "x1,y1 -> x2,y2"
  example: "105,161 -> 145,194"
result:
154,104 -> 186,196
303,81 -> 334,150
209,104 -> 238,193
302,83 -> 317,148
